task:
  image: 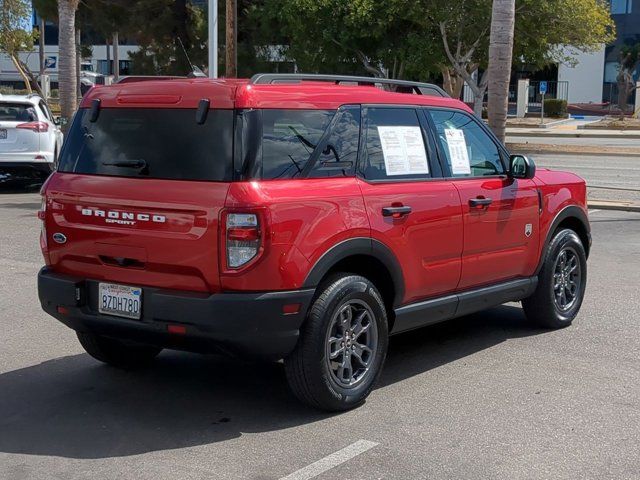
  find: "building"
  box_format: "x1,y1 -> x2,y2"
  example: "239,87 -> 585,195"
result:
558,1 -> 639,104
0,9 -> 138,87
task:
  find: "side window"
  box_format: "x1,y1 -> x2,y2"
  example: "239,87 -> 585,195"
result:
429,109 -> 505,177
261,109 -> 335,180
38,102 -> 50,121
361,107 -> 431,181
308,106 -> 360,178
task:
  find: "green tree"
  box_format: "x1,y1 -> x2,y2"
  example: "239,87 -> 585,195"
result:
414,0 -> 615,115
0,0 -> 38,92
124,0 -> 208,75
255,0 -> 614,117
251,0 -> 443,80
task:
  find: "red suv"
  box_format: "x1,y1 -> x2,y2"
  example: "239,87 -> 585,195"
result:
38,74 -> 590,411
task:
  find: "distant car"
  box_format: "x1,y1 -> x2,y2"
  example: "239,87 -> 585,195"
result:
0,94 -> 63,184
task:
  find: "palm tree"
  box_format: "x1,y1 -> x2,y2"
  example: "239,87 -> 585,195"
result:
58,0 -> 80,129
487,0 -> 515,143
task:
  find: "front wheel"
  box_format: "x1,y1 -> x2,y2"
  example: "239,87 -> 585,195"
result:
285,274 -> 389,411
523,229 -> 587,328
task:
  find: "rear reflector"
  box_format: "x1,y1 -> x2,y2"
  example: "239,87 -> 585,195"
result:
282,303 -> 301,315
167,324 -> 187,335
57,306 -> 69,315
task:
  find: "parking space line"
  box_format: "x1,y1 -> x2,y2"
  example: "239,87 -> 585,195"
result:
588,209 -> 601,214
279,439 -> 379,480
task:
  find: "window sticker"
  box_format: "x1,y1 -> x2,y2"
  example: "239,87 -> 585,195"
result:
444,128 -> 471,175
377,126 -> 429,176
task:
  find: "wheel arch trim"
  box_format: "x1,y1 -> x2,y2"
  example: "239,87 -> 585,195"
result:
302,237 -> 405,307
536,205 -> 591,275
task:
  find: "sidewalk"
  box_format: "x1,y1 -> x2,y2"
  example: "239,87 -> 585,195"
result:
506,127 -> 640,139
506,121 -> 640,156
507,120 -> 640,210
588,199 -> 640,212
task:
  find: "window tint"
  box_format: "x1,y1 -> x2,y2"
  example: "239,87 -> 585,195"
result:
308,106 -> 360,178
429,109 -> 505,177
261,109 -> 335,179
362,108 -> 430,181
57,108 -> 233,181
0,103 -> 37,122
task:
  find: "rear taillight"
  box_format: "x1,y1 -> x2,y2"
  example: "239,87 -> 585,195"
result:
17,121 -> 49,133
225,213 -> 261,269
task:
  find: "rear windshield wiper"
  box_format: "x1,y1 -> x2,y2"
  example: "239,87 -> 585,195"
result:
102,159 -> 147,169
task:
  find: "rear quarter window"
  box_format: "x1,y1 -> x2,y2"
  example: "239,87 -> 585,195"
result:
57,108 -> 234,181
0,103 -> 37,122
261,109 -> 335,179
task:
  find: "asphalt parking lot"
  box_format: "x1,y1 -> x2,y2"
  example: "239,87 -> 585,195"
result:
1,190 -> 639,480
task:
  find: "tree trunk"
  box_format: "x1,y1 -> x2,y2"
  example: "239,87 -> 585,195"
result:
58,0 -> 80,128
106,36 -> 111,75
39,18 -> 46,76
113,32 -> 120,81
617,70 -> 631,120
76,28 -> 81,99
225,0 -> 237,77
487,0 -> 516,143
441,66 -> 464,99
10,55 -> 32,94
473,91 -> 484,117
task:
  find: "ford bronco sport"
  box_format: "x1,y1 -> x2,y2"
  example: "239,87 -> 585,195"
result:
37,74 -> 590,411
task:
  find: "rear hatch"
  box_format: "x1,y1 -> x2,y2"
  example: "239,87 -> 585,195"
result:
0,101 -> 40,154
43,85 -> 236,293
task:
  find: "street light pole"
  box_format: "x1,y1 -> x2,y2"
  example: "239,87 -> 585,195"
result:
208,0 -> 218,78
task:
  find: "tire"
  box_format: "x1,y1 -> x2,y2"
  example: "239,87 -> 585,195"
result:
523,229 -> 587,328
77,331 -> 162,369
284,274 -> 389,411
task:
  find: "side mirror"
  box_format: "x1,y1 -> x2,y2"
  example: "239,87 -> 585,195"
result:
509,154 -> 536,179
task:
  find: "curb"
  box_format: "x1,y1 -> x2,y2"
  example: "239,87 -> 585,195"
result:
506,131 -> 640,139
588,200 -> 640,212
506,143 -> 640,157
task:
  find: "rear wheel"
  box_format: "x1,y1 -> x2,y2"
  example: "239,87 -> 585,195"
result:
285,274 -> 388,411
77,331 -> 162,369
523,229 -> 587,328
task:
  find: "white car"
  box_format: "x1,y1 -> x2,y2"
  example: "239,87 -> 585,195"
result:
0,94 -> 63,184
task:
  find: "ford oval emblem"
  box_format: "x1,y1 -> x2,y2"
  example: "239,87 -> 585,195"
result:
52,232 -> 67,244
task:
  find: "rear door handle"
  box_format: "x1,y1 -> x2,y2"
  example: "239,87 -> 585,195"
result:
382,206 -> 412,217
469,197 -> 493,208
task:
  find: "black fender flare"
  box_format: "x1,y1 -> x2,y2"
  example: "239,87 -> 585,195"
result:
302,237 -> 405,307
535,205 -> 591,275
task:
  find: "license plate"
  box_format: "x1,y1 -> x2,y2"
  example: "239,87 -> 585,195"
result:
0,129 -> 6,139
98,283 -> 142,319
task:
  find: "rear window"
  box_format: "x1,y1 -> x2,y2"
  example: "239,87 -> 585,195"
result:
58,108 -> 233,181
0,103 -> 37,122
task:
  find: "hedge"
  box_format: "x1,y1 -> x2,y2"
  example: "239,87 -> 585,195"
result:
544,99 -> 568,118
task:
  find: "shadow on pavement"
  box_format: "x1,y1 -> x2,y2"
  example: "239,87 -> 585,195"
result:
0,304 -> 545,459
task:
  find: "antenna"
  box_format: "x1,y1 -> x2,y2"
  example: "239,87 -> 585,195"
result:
177,37 -> 206,78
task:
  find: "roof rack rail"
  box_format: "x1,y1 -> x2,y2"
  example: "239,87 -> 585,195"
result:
249,73 -> 449,98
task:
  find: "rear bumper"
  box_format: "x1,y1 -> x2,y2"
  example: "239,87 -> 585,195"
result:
0,160 -> 53,183
38,268 -> 315,360
0,152 -> 55,163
